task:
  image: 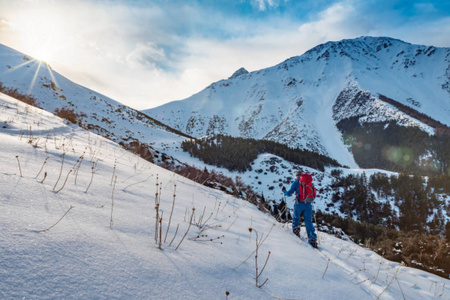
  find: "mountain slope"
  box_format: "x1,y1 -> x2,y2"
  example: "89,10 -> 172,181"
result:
0,43 -> 188,165
1,92 -> 449,299
143,36 -> 450,168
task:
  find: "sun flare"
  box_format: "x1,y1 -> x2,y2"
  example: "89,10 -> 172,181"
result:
30,44 -> 55,62
11,10 -> 72,63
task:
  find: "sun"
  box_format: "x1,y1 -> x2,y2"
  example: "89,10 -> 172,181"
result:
11,11 -> 70,63
21,24 -> 61,63
2,11 -> 74,93
28,43 -> 54,63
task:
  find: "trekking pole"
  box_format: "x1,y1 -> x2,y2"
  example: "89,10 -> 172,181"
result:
280,194 -> 290,229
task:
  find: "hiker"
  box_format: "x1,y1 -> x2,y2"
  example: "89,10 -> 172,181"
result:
282,171 -> 317,247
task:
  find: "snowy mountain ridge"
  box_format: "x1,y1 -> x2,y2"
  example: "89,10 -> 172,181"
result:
1,37 -> 448,218
143,36 -> 450,168
0,43 -> 188,166
332,82 -> 434,134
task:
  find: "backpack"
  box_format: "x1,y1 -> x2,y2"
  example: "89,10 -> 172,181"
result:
296,173 -> 317,203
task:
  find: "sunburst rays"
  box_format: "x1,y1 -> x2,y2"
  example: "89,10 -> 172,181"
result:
1,56 -> 59,96
28,59 -> 43,94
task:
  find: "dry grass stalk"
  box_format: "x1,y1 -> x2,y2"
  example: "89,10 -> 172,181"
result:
226,216 -> 239,231
155,176 -> 160,243
55,169 -> 73,193
322,258 -> 331,279
355,277 -> 373,285
209,216 -> 230,227
37,205 -> 74,233
221,200 -> 228,212
111,159 -> 117,185
198,213 -> 214,231
376,266 -> 401,300
31,138 -> 40,148
346,249 -> 356,261
197,206 -> 206,226
110,175 -> 117,229
53,152 -> 65,190
396,277 -> 406,300
254,229 -> 271,288
235,222 -> 276,269
438,283 -> 445,298
164,184 -> 177,243
373,261 -> 383,283
158,212 -> 163,250
27,125 -> 33,141
175,208 -> 195,250
169,224 -> 180,247
122,175 -> 153,191
189,234 -> 224,243
215,202 -> 221,218
35,157 -> 49,179
73,150 -> 85,185
40,171 -> 48,183
15,155 -> 22,177
85,161 -> 96,193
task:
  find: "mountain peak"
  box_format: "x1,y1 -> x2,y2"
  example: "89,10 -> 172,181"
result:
307,36 -> 416,57
229,67 -> 249,79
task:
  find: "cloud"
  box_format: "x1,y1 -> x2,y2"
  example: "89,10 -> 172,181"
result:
1,0 -> 449,110
295,1 -> 377,45
252,0 -> 283,11
125,42 -> 166,70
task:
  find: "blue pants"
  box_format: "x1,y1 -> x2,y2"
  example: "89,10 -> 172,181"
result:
292,201 -> 317,241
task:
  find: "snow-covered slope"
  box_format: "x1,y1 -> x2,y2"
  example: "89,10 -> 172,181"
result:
1,92 -> 449,299
144,37 -> 450,168
0,43 -> 188,164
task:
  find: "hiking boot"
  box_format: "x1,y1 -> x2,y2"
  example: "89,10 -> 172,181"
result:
309,238 -> 318,248
293,227 -> 300,237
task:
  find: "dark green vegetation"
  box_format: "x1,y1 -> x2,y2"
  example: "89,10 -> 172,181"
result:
181,135 -> 342,172
321,170 -> 450,278
330,171 -> 449,235
379,94 -> 450,135
337,118 -> 450,175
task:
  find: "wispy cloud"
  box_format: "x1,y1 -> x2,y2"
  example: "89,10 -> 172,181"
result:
126,42 -> 166,70
0,0 -> 449,109
252,0 -> 283,11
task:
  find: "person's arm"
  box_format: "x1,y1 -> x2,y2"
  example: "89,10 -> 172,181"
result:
284,180 -> 298,197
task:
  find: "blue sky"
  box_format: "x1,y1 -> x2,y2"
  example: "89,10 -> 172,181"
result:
0,0 -> 449,109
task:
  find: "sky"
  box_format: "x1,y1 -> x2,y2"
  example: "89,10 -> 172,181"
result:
0,0 -> 449,110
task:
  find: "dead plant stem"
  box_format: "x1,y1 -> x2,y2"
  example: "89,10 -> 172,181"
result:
55,169 -> 73,193
175,208 -> 194,250
164,184 -> 176,243
110,176 -> 117,228
37,205 -> 74,232
53,153 -> 65,190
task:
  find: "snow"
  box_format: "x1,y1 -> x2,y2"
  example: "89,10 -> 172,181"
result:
1,38 -> 448,226
143,37 -> 450,165
0,43 -> 188,157
1,93 -> 449,299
